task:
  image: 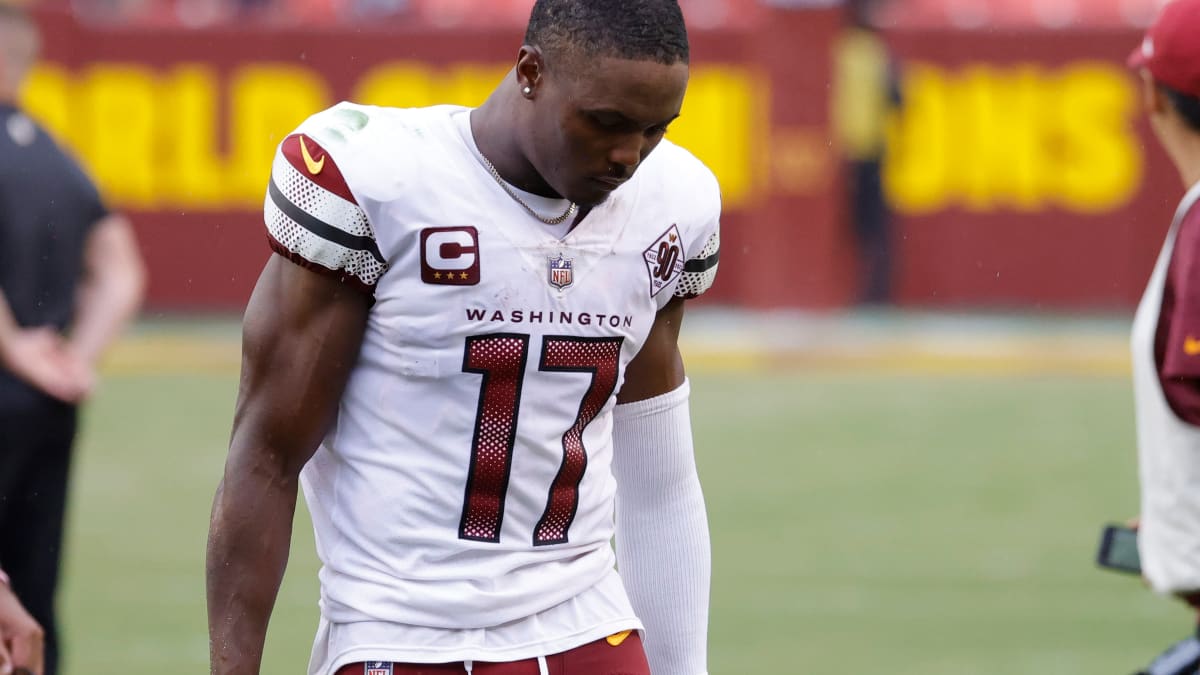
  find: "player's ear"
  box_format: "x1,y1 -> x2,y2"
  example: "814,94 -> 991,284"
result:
515,46 -> 545,98
1140,69 -> 1168,116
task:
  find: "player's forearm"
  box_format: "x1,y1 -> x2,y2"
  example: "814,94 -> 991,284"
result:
206,461 -> 300,675
617,493 -> 710,675
68,256 -> 145,366
612,381 -> 711,675
616,489 -> 711,675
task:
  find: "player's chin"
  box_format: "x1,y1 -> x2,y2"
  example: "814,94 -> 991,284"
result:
577,194 -> 612,209
570,181 -> 618,208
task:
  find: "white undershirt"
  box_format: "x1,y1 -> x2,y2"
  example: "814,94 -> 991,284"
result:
455,109 -> 576,240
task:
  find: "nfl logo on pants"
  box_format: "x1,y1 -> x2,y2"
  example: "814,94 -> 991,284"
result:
365,663 -> 392,675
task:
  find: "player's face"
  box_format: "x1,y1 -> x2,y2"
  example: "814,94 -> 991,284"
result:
531,55 -> 689,207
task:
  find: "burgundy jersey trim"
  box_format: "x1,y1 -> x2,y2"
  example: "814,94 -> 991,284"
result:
266,231 -> 377,298
280,133 -> 358,205
268,178 -> 385,263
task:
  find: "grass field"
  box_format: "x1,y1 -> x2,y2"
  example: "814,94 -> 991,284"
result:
54,329 -> 1193,674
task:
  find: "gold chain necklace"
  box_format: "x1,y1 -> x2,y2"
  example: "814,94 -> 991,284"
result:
477,152 -> 578,225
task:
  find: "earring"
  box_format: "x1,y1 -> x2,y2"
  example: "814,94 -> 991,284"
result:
523,86 -> 533,95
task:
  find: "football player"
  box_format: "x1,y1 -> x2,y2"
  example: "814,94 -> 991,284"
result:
1127,0 -> 1200,623
206,2 -> 720,674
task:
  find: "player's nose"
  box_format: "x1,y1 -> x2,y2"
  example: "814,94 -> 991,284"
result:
608,137 -> 642,172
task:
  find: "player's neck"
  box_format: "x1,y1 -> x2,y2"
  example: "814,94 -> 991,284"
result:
471,89 -> 561,200
1172,134 -> 1200,191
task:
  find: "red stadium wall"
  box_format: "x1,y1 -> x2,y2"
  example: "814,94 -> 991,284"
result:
885,29 -> 1174,309
25,9 -> 1169,312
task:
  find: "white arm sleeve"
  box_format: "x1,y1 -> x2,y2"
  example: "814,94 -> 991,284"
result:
612,379 -> 710,675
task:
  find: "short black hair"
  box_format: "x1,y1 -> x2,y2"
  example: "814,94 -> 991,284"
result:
1163,85 -> 1200,133
524,0 -> 689,67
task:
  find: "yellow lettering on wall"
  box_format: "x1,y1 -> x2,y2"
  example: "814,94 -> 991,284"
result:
20,65 -> 73,150
1054,63 -> 1140,213
672,66 -> 763,209
440,64 -> 509,108
954,65 -> 1046,211
19,60 -> 760,212
79,65 -> 159,208
355,62 -> 506,110
160,65 -> 225,207
885,61 -> 1141,215
884,64 -> 952,214
228,65 -> 330,206
354,62 -> 763,209
353,62 -> 440,109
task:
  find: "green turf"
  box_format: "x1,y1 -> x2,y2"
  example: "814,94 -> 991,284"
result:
57,371 -> 1186,674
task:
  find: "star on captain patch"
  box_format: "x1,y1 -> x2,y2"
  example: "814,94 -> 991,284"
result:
548,254 -> 574,290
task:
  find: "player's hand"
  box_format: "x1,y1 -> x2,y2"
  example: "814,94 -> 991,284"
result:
0,327 -> 93,403
1177,590 -> 1200,611
1124,517 -> 1200,606
62,345 -> 97,401
0,583 -> 43,675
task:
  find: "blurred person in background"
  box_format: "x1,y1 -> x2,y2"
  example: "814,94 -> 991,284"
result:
831,0 -> 902,305
1127,0 -> 1200,652
206,1 -> 720,674
0,568 -> 41,675
0,6 -> 146,675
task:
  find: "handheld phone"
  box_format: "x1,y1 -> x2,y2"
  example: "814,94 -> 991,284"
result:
1096,524 -> 1141,575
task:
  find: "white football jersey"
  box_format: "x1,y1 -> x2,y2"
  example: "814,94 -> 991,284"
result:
263,102 -> 720,670
1132,180 -> 1200,595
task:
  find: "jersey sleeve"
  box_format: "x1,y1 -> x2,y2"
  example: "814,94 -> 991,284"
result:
263,130 -> 388,295
59,136 -> 110,231
673,173 -> 721,300
73,163 -> 110,229
674,227 -> 720,300
1161,211 -> 1200,381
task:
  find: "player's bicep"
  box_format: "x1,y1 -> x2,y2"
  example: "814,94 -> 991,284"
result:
618,296 -> 686,404
229,255 -> 370,478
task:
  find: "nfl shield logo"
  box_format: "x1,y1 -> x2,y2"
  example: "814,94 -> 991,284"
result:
548,254 -> 574,290
365,663 -> 393,675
